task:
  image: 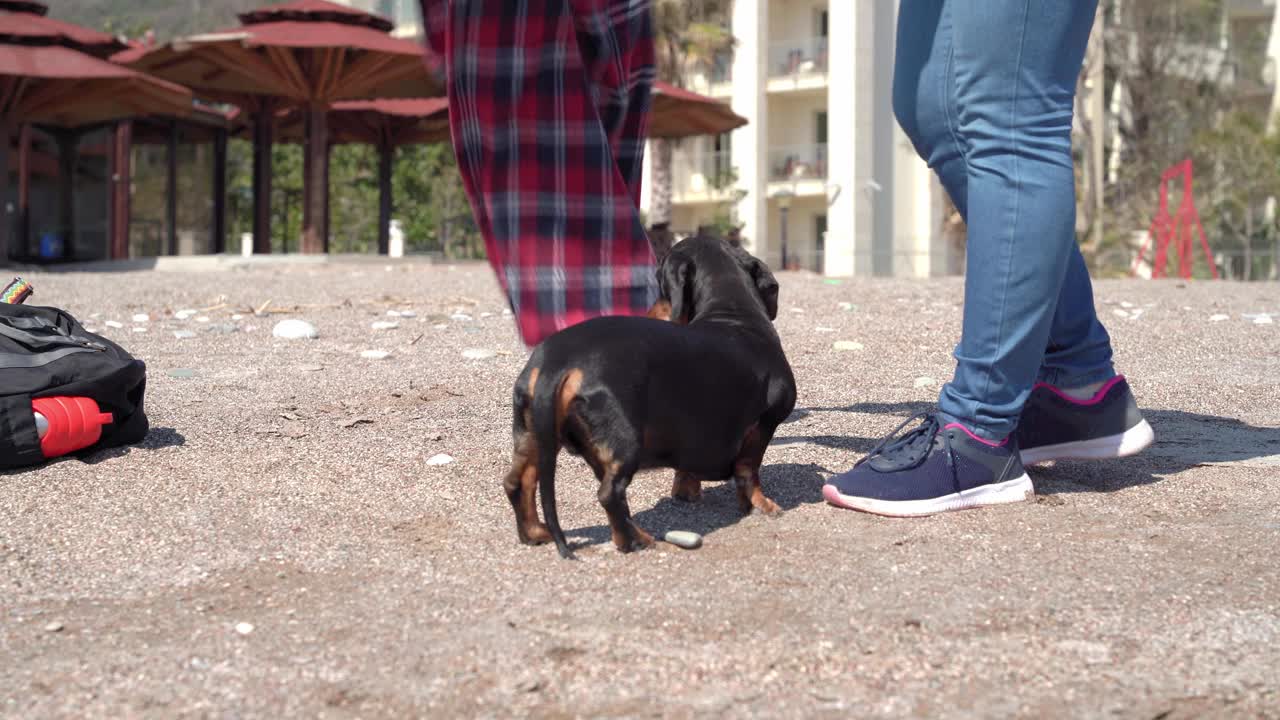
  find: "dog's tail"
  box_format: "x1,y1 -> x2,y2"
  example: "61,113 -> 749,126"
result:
532,372 -> 573,559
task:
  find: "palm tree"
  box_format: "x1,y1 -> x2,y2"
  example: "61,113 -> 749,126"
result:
649,0 -> 735,229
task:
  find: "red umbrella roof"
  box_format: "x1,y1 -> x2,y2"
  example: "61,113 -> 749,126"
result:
122,0 -> 439,106
0,44 -> 192,125
0,7 -> 126,57
239,0 -> 395,33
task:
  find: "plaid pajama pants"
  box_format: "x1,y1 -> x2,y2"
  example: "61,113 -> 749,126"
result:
419,0 -> 659,346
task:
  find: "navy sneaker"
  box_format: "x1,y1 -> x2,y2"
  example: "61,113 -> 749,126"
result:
823,414 -> 1033,517
1016,376 -> 1154,466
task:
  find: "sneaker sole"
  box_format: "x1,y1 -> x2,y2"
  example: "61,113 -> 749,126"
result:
821,474 -> 1034,518
1020,419 -> 1155,466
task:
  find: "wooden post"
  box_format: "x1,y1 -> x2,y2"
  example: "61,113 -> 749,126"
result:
301,103 -> 329,254
109,121 -> 133,260
377,140 -> 393,255
252,104 -> 274,254
165,119 -> 178,255
212,127 -> 227,254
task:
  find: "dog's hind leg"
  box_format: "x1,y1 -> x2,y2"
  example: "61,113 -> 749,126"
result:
505,371 -> 552,545
671,470 -> 704,503
596,459 -> 653,553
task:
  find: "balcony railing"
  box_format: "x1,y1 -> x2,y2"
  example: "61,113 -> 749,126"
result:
768,37 -> 828,79
769,143 -> 827,183
673,150 -> 736,198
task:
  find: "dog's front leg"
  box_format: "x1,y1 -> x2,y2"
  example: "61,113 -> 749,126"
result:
732,423 -> 782,516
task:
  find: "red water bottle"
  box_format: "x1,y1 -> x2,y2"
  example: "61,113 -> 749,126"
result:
31,397 -> 114,459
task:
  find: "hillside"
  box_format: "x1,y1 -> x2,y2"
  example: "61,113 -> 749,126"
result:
43,0 -> 262,40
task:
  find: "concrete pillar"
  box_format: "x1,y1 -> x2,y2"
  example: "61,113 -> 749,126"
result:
731,0 -> 769,261
824,0 -> 865,276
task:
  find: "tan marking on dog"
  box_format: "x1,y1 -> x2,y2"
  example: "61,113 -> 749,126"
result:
554,368 -> 584,435
646,299 -> 672,321
518,463 -> 552,542
527,367 -> 540,395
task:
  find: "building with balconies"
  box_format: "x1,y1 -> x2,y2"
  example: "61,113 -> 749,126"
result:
643,1 -> 954,277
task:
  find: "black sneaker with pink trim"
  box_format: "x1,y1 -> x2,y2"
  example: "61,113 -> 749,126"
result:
1015,376 -> 1154,466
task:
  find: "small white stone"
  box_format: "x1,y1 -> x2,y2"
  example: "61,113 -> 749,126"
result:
104,320 -> 124,329
450,313 -> 473,322
432,324 -> 448,330
914,376 -> 937,389
387,310 -> 402,317
837,302 -> 854,311
502,309 -> 512,316
426,453 -> 454,466
173,330 -> 197,339
398,310 -> 418,318
789,307 -> 805,314
132,313 -> 150,323
360,350 -> 391,360
480,312 -> 493,318
196,316 -> 210,323
833,340 -> 864,352
175,309 -> 197,320
132,327 -> 147,333
371,321 -> 399,330
1120,301 -> 1134,308
44,621 -> 64,633
1113,309 -> 1129,318
272,319 -> 319,340
462,348 -> 497,360
231,314 -> 244,321
1254,315 -> 1274,325
234,622 -> 254,636
1209,314 -> 1230,322
663,530 -> 702,549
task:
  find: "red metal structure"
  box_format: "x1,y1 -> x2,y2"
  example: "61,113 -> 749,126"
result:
1131,158 -> 1218,280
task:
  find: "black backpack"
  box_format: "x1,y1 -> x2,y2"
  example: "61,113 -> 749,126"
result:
0,302 -> 149,469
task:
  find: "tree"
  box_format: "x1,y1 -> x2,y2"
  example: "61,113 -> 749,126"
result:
649,0 -> 735,227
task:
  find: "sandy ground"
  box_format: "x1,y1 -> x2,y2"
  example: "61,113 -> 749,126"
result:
1,260 -> 1278,719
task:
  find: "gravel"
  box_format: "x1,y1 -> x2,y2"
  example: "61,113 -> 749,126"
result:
1,261 -> 1278,718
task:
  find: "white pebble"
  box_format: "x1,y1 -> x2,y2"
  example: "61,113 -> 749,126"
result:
231,314 -> 244,321
480,312 -> 493,318
789,307 -> 805,314
132,327 -> 147,333
234,622 -> 254,636
131,313 -> 150,323
502,309 -> 512,316
44,621 -> 64,633
663,530 -> 702,549
432,324 -> 448,330
837,302 -> 854,311
462,348 -> 497,360
914,376 -> 937,389
196,316 -> 210,323
399,310 -> 418,318
1120,301 -> 1134,309
426,453 -> 455,466
272,319 -> 319,340
450,313 -> 473,322
173,330 -> 197,340
1209,314 -> 1230,322
1254,315 -> 1274,325
371,321 -> 399,330
833,340 -> 864,351
105,320 -> 124,329
360,350 -> 391,360
1113,309 -> 1129,318
175,309 -> 196,320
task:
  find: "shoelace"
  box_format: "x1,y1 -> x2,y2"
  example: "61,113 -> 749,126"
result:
858,412 -> 956,475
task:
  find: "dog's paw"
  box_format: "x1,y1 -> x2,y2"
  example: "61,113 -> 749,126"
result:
520,523 -> 553,545
613,525 -> 655,553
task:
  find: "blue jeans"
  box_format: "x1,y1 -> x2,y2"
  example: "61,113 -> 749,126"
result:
893,0 -> 1115,440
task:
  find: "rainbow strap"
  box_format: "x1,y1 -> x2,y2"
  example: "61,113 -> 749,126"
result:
1,277 -> 33,305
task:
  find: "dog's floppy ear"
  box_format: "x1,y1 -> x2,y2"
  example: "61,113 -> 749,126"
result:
659,254 -> 695,324
748,256 -> 779,320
